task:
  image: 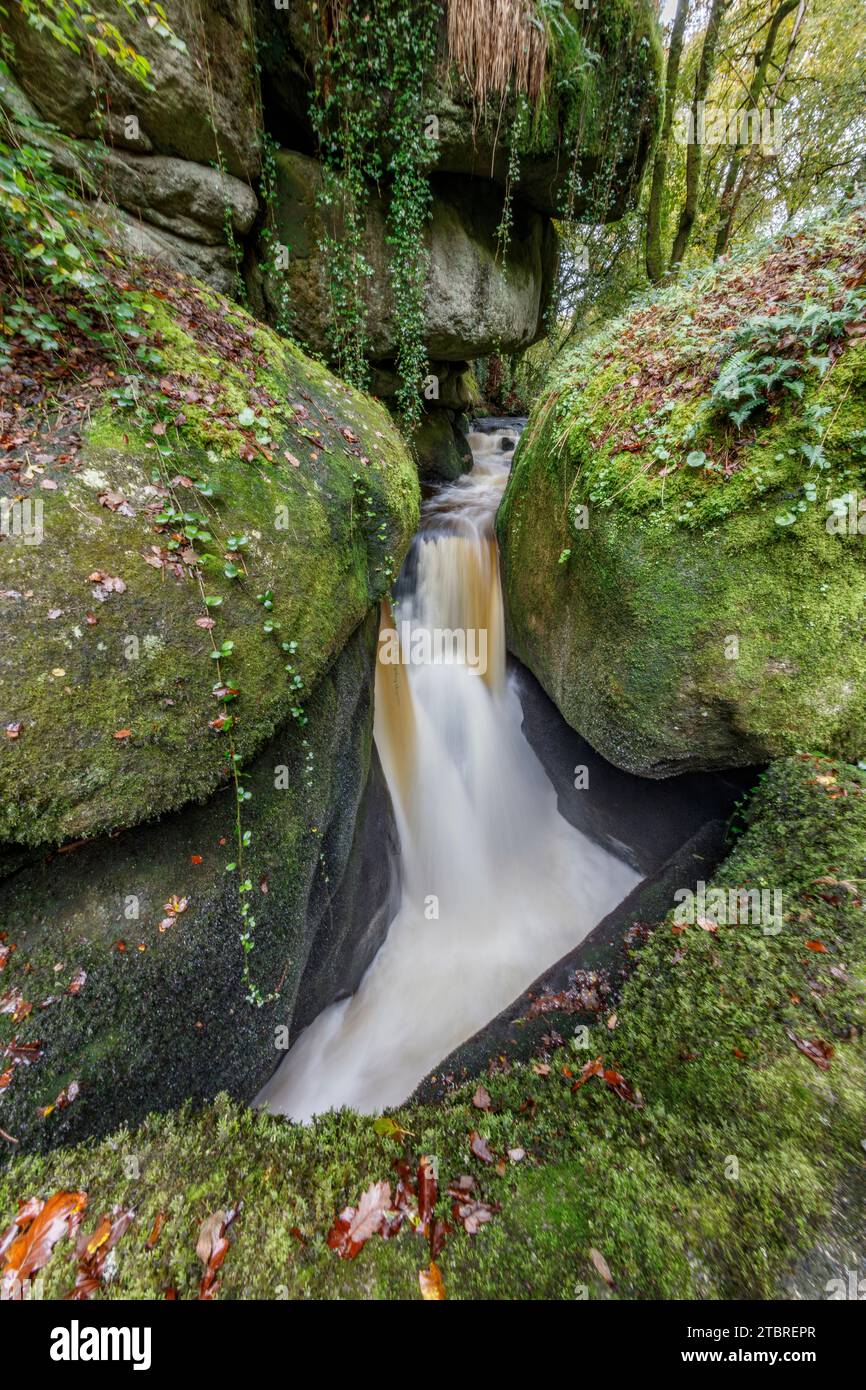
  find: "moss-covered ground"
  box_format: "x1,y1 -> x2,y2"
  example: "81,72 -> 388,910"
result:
3,755 -> 864,1299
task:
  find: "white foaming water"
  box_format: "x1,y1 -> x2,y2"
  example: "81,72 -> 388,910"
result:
257,425 -> 639,1121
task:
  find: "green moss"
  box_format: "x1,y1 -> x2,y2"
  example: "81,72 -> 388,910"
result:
0,276 -> 419,847
3,756 -> 864,1299
0,612 -> 390,1154
498,208 -> 866,775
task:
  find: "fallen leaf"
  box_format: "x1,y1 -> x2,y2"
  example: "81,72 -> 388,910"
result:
472,1084 -> 492,1111
589,1246 -> 615,1287
145,1212 -> 165,1251
418,1262 -> 446,1300
0,1190 -> 87,1298
327,1181 -> 393,1260
469,1131 -> 494,1165
571,1056 -> 604,1091
786,1028 -> 834,1070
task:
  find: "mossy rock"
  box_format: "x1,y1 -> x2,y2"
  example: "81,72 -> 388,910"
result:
0,271 -> 419,847
3,755 -> 864,1298
5,0 -> 261,179
412,410 -> 473,483
256,0 -> 661,220
0,611 -> 398,1156
498,208 -> 866,775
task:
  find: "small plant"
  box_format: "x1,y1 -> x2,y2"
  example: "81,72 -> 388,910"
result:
708,290 -> 866,429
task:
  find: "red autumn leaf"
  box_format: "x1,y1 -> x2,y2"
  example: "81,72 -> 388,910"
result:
571,1055 -> 604,1092
113,729 -> 132,740
417,1156 -> 438,1234
145,1212 -> 165,1251
67,968 -> 86,996
190,854 -> 202,865
327,1180 -> 393,1260
804,939 -> 829,953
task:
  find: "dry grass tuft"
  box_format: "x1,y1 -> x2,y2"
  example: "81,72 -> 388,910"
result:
445,0 -> 548,106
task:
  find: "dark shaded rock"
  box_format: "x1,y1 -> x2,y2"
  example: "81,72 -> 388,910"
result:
514,664 -> 757,874
412,411 -> 474,482
414,819 -> 732,1099
0,612 -> 398,1154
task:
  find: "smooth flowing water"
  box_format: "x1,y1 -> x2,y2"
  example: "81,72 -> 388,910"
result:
258,424 -> 639,1120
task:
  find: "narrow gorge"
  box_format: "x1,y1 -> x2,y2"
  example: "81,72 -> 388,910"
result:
0,0 -> 865,1318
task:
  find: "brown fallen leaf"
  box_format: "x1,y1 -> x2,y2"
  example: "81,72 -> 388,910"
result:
472,1084 -> 492,1111
589,1246 -> 616,1287
327,1181 -> 393,1260
469,1131 -> 495,1165
417,1156 -> 437,1235
419,1262 -> 446,1300
571,1056 -> 604,1092
1,1190 -> 87,1298
145,1212 -> 165,1251
786,1028 -> 834,1070
67,1206 -> 134,1300
196,1202 -> 241,1299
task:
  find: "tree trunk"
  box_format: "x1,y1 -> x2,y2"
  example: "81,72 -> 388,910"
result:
645,0 -> 691,284
713,0 -> 805,258
669,0 -> 730,272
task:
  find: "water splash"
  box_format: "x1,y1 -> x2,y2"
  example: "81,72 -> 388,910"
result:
258,424 -> 639,1120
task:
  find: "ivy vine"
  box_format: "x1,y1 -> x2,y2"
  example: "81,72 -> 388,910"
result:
308,0 -> 438,428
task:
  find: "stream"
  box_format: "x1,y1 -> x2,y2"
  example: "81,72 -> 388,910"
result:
257,421 -> 640,1120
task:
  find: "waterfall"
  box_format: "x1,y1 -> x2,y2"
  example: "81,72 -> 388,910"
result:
257,424 -> 639,1120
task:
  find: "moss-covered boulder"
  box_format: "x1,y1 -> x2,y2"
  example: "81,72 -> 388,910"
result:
498,208 -> 866,775
0,268 -> 418,848
3,756 -> 864,1298
0,612 -> 399,1155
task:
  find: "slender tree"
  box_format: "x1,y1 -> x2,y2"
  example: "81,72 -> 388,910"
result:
712,0 -> 806,257
645,0 -> 691,283
669,0 -> 731,271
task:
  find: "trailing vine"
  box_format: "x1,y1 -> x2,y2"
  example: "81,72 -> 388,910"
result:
308,0 -> 438,427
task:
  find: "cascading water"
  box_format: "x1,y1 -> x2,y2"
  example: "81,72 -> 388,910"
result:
258,423 -> 639,1120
